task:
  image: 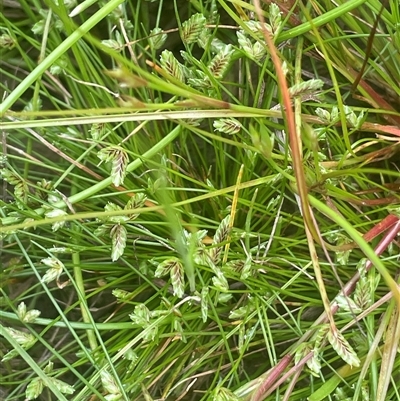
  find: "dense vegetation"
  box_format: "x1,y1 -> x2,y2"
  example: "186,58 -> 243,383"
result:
1,1 -> 399,400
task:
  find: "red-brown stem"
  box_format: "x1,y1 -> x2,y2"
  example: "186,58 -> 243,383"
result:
252,2 -> 318,242
249,354 -> 293,401
263,353 -> 314,399
363,215 -> 400,243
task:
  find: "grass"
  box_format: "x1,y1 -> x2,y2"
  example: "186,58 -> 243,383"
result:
0,0 -> 400,400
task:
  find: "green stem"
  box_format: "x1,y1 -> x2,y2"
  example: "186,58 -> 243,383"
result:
0,0 -> 125,115
278,0 -> 369,42
0,172 -> 277,231
72,231 -> 98,351
0,125 -> 182,227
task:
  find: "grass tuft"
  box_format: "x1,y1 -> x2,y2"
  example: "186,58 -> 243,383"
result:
1,1 -> 400,400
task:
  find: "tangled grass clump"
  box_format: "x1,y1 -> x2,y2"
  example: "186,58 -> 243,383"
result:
1,1 -> 400,400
